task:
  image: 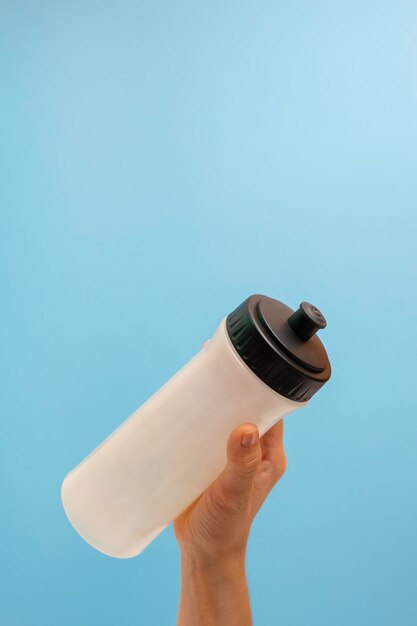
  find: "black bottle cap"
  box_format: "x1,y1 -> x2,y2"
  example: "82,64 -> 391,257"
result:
226,294 -> 331,402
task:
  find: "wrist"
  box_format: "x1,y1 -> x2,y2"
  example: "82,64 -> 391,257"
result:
179,536 -> 248,569
180,547 -> 247,572
179,546 -> 248,597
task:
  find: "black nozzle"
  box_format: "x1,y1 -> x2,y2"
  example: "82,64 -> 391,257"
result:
287,302 -> 327,342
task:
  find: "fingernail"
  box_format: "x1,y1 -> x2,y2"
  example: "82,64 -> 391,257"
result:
241,429 -> 259,448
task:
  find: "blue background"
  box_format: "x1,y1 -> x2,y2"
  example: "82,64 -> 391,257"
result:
1,1 -> 416,624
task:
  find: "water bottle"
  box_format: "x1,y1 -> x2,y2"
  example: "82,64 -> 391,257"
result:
61,294 -> 331,558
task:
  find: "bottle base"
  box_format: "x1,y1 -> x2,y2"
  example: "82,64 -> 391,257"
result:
61,474 -> 168,558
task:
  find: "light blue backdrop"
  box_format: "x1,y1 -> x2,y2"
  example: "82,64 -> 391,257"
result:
1,1 -> 416,625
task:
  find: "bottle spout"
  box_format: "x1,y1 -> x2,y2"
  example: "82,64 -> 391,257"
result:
287,302 -> 327,342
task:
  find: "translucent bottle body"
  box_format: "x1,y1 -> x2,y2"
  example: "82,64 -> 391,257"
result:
61,317 -> 305,558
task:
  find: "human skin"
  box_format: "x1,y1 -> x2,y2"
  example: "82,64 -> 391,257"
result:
174,341 -> 287,625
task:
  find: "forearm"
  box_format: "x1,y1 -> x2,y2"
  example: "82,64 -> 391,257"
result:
177,551 -> 252,626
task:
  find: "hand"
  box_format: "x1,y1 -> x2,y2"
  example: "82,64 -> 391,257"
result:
174,336 -> 287,562
173,418 -> 286,562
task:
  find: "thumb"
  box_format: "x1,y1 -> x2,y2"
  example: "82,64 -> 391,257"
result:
219,423 -> 263,502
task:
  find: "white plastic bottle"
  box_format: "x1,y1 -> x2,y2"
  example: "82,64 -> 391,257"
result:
61,294 -> 331,558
